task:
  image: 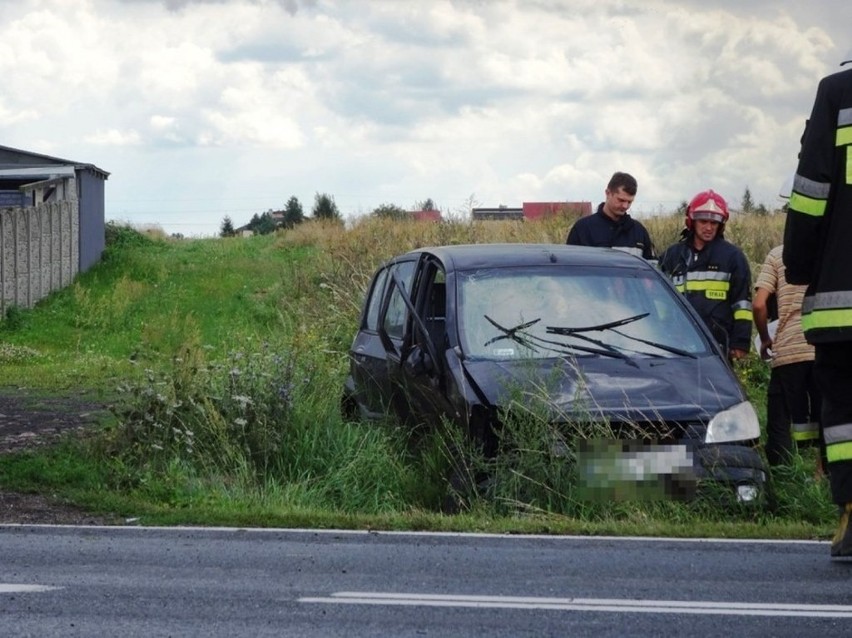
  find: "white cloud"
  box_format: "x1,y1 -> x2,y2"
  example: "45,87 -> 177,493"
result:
85,129 -> 143,146
0,0 -> 848,235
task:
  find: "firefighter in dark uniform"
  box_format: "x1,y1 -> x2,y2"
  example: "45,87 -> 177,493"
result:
566,171 -> 656,261
659,190 -> 753,361
783,58 -> 852,558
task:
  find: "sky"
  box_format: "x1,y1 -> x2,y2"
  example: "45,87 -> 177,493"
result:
1,0 -> 849,237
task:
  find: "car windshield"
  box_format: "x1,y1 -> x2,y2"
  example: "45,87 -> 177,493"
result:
457,266 -> 711,360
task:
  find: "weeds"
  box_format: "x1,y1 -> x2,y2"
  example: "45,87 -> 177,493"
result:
0,214 -> 836,537
0,342 -> 41,363
102,334 -> 426,515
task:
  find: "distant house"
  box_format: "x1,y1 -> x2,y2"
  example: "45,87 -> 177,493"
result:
472,201 -> 592,221
471,206 -> 524,221
522,201 -> 592,220
409,209 -> 442,222
0,144 -> 109,272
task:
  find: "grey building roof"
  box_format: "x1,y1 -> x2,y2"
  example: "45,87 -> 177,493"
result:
0,144 -> 110,180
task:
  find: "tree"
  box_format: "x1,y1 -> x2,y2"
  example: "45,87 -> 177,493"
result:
312,192 -> 341,221
254,212 -> 278,235
283,196 -> 305,228
741,187 -> 754,214
371,203 -> 409,220
220,216 -> 235,237
244,211 -> 278,235
417,198 -> 437,211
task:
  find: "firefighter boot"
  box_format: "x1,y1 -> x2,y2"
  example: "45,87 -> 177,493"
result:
830,503 -> 852,557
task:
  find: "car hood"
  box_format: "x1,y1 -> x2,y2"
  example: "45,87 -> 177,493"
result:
460,354 -> 743,422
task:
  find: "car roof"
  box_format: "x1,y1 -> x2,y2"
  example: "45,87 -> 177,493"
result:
401,243 -> 650,272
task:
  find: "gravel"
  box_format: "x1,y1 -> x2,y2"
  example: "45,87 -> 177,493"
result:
0,391 -> 124,525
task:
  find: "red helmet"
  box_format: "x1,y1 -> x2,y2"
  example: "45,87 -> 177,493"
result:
686,189 -> 728,229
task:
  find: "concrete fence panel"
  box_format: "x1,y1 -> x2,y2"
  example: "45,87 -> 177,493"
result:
0,200 -> 79,317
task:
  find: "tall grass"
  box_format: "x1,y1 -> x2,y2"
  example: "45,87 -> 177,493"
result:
0,211 -> 831,536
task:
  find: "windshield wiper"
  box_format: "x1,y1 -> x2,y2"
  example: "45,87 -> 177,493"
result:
483,316 -> 637,365
537,331 -> 638,367
546,313 -> 649,335
608,329 -> 698,358
533,334 -> 638,364
482,315 -> 541,348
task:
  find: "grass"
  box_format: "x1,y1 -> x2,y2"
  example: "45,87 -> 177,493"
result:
0,213 -> 835,540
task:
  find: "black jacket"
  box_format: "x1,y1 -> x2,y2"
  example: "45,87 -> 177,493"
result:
659,235 -> 753,353
566,205 -> 655,260
784,67 -> 852,343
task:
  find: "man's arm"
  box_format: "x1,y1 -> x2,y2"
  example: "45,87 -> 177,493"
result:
566,218 -> 586,245
783,75 -> 836,284
752,287 -> 773,360
728,249 -> 754,356
752,250 -> 779,360
641,226 -> 657,262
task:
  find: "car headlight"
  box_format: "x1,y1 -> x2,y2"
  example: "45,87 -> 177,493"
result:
705,401 -> 760,444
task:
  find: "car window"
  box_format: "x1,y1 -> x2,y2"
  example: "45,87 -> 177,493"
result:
364,268 -> 389,331
382,260 -> 416,340
457,266 -> 710,360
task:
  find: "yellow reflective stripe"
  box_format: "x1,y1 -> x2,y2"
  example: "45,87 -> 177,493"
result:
837,126 -> 852,146
789,192 -> 826,217
675,283 -> 685,293
848,147 -> 852,185
802,308 -> 852,331
734,309 -> 753,321
792,430 -> 819,442
826,440 -> 852,463
683,280 -> 730,292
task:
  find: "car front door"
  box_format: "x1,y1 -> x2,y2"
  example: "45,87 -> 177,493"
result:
385,257 -> 456,429
349,258 -> 416,419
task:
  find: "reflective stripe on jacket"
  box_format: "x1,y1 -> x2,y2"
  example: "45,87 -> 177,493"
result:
791,420 -> 820,443
784,67 -> 852,344
824,422 -> 852,463
659,236 -> 753,353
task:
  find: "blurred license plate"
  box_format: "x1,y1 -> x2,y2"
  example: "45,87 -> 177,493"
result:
576,440 -> 696,501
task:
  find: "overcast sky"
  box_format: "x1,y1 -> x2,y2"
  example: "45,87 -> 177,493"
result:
1,0 -> 849,236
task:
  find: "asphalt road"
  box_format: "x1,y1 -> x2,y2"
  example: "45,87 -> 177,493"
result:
1,525 -> 850,637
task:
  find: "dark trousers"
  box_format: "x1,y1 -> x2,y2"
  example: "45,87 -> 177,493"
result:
765,361 -> 823,467
814,342 -> 852,504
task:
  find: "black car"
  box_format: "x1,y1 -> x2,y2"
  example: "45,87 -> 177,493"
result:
343,243 -> 766,502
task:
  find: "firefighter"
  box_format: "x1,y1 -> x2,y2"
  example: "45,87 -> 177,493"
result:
658,190 -> 753,361
566,171 -> 656,261
783,58 -> 852,558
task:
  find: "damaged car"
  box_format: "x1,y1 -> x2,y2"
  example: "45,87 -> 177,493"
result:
342,243 -> 766,502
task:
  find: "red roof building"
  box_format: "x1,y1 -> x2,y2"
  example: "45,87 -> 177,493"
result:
522,201 -> 593,220
409,209 -> 443,222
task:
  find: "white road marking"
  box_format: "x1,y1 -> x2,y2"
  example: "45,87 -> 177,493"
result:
0,584 -> 60,593
0,524 -> 829,546
299,592 -> 852,618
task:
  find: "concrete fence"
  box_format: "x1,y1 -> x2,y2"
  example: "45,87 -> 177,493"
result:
0,199 -> 79,317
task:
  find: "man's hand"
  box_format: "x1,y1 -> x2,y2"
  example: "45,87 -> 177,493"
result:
759,338 -> 774,361
730,348 -> 748,360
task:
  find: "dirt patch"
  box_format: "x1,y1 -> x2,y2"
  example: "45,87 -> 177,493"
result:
0,391 -> 125,525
